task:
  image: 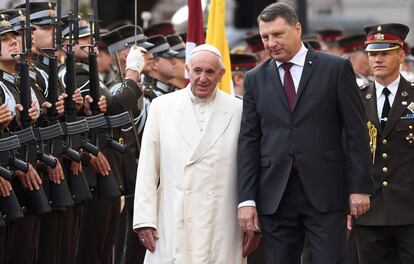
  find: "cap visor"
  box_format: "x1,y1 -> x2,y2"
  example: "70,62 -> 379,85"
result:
366,43 -> 401,52
158,49 -> 178,58
138,41 -> 154,49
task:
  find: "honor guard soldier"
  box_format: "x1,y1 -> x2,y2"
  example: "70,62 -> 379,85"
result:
100,24 -> 152,264
10,2 -> 73,264
166,34 -> 186,89
302,34 -> 322,51
353,23 -> 414,264
0,13 -> 49,264
337,34 -> 373,88
143,35 -> 178,99
58,17 -> 145,264
230,53 -> 256,98
315,28 -> 344,55
244,32 -> 270,64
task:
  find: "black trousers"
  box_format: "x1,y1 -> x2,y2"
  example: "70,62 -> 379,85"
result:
60,204 -> 82,264
77,196 -> 120,264
37,209 -> 66,264
354,224 -> 414,264
0,225 -> 5,264
124,196 -> 147,264
260,172 -> 346,264
5,214 -> 40,264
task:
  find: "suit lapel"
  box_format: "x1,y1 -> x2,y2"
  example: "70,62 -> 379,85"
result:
187,90 -> 233,165
267,61 -> 290,112
365,84 -> 382,135
383,77 -> 413,137
174,88 -> 201,151
295,50 -> 317,110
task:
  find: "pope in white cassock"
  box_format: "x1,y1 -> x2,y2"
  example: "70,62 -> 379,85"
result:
133,44 -> 246,263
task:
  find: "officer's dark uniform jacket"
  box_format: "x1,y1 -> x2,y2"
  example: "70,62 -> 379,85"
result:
357,76 -> 414,226
108,78 -> 142,196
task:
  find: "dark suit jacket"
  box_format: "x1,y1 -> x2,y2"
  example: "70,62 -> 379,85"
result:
237,47 -> 374,215
356,76 -> 414,226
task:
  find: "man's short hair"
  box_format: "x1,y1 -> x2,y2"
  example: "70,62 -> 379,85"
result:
257,2 -> 299,26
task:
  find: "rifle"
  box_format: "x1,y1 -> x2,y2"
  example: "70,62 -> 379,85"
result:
12,1 -> 52,214
0,135 -> 26,220
61,0 -> 92,201
82,0 -> 126,198
33,0 -> 74,208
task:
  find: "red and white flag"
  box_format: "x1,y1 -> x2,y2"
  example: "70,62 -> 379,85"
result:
185,0 -> 205,78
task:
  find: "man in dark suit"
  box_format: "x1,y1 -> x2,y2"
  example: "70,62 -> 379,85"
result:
237,3 -> 374,264
354,23 -> 414,264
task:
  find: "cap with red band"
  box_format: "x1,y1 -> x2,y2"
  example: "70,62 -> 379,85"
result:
230,53 -> 257,72
337,34 -> 366,54
244,33 -> 265,53
364,23 -> 409,52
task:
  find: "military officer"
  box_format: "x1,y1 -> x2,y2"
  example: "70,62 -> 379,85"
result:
230,53 -> 256,99
337,34 -> 373,88
353,23 -> 414,264
244,32 -> 270,64
100,24 -> 152,264
315,28 -> 344,55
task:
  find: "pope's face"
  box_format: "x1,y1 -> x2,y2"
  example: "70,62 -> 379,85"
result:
186,50 -> 225,99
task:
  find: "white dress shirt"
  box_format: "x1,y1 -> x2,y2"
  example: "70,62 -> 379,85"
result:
238,44 -> 308,209
375,75 -> 400,121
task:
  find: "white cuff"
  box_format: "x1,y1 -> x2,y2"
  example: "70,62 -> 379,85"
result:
133,222 -> 157,232
238,200 -> 256,208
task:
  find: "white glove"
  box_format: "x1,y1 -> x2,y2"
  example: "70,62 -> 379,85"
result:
126,45 -> 146,74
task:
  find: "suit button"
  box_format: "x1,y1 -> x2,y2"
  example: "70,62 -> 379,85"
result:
382,153 -> 388,159
382,139 -> 387,144
382,167 -> 388,173
382,181 -> 388,187
409,125 -> 413,130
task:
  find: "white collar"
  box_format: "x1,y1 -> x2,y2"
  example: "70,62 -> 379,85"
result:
375,75 -> 400,99
275,43 -> 308,68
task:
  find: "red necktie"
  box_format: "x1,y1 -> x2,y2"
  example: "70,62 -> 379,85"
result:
282,62 -> 296,111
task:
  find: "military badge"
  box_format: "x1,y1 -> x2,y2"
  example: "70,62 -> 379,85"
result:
366,93 -> 372,100
377,25 -> 382,31
408,102 -> 414,113
401,91 -> 409,98
402,101 -> 408,105
375,33 -> 384,40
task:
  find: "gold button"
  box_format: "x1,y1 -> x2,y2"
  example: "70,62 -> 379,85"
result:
382,153 -> 388,159
382,139 -> 387,144
382,167 -> 388,173
382,181 -> 388,187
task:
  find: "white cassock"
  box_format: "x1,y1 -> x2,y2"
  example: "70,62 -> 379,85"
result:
133,86 -> 246,264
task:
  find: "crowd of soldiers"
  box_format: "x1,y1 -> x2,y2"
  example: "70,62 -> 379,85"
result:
0,1 -> 414,264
